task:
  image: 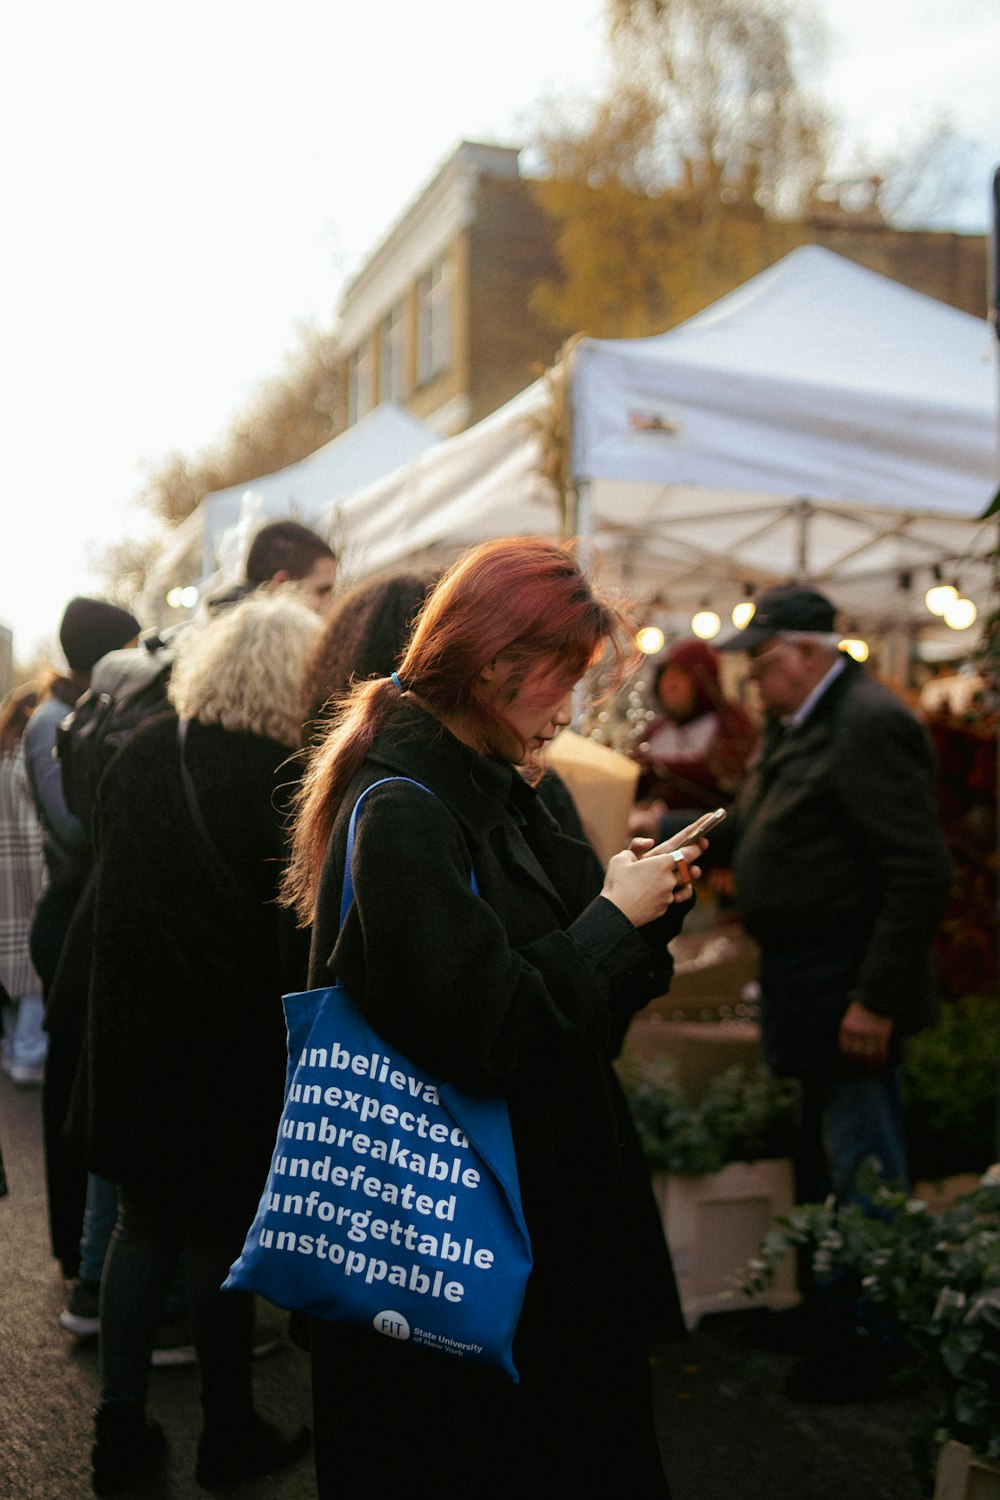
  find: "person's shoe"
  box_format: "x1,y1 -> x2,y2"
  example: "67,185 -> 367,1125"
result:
9,1061 -> 44,1086
59,1278 -> 101,1338
150,1314 -> 196,1368
149,1316 -> 280,1368
252,1328 -> 282,1359
195,1416 -> 312,1488
91,1402 -> 166,1495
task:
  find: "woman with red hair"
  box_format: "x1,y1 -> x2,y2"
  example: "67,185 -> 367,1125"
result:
284,537 -> 701,1498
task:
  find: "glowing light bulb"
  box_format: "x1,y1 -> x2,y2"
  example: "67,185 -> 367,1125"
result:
943,597 -> 976,630
180,586 -> 200,609
731,600 -> 755,629
925,583 -> 958,616
166,587 -> 184,609
636,626 -> 665,655
839,638 -> 869,662
691,610 -> 721,640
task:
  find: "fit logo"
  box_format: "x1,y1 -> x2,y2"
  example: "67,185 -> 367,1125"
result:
373,1310 -> 410,1340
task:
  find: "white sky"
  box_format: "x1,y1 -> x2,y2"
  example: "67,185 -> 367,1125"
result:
1,0 -> 998,662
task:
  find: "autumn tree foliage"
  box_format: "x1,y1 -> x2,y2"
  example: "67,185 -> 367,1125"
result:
94,534 -> 167,615
530,0 -> 830,337
609,0 -> 828,212
93,323 -> 342,609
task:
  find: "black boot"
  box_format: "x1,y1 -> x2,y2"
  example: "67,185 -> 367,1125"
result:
195,1413 -> 312,1488
91,1402 -> 166,1495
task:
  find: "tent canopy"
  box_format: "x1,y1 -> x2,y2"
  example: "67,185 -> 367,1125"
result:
572,244 -> 994,508
199,402 -> 439,575
334,248 -> 999,630
140,403 -> 439,620
335,382 -> 555,576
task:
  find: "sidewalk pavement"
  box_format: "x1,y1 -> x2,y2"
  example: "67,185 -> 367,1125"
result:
1,1072 -> 936,1499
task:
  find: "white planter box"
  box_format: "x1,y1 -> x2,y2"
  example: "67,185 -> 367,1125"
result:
651,1158 -> 798,1330
934,1441 -> 1000,1500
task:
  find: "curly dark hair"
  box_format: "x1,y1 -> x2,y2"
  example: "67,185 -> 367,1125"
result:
300,569 -> 435,736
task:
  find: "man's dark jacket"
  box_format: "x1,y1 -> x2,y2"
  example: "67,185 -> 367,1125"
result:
731,658 -> 952,1068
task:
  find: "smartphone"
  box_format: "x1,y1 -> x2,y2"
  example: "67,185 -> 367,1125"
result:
655,806 -> 727,854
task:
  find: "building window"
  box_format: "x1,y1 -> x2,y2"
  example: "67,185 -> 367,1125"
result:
417,254 -> 451,385
346,342 -> 373,426
379,304 -> 405,404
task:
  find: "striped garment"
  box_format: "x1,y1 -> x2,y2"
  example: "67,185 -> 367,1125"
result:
0,744 -> 46,998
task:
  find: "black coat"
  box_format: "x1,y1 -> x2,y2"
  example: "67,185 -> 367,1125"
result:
84,715 -> 309,1211
732,659 -> 953,1071
307,701 -> 684,1495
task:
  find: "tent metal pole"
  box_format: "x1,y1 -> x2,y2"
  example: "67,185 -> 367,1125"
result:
567,476 -> 593,732
569,479 -> 600,583
571,478 -> 592,540
794,499 -> 811,575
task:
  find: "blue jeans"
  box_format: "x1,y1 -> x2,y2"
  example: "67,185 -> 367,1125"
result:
1,995 -> 48,1071
798,1065 -> 908,1206
758,940 -> 908,1205
79,1174 -> 186,1320
80,1174 -> 120,1285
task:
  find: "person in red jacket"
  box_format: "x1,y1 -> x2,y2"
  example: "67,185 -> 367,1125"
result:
631,638 -> 758,818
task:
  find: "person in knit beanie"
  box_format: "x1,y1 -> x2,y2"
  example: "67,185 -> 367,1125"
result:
59,597 -> 141,675
20,595 -> 141,1285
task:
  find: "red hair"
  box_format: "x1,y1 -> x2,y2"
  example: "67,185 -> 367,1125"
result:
282,537 -> 631,922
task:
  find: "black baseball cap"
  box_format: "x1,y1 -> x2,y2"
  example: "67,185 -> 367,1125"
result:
716,584 -> 837,652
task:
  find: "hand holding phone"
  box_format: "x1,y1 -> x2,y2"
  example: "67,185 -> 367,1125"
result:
650,806 -> 727,856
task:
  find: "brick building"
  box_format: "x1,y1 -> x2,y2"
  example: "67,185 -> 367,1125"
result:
338,142 -> 561,438
335,140 -> 989,440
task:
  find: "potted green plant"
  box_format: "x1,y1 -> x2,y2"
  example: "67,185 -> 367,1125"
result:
902,994 -> 998,1185
735,1168 -> 1000,1495
620,1056 -> 799,1327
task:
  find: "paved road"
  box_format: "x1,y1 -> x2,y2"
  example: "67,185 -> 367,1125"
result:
1,1072 -> 935,1499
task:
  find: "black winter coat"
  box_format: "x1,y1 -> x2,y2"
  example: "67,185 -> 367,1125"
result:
84,715 -> 309,1212
732,660 -> 952,1022
307,701 -> 685,1496
732,659 -> 952,1074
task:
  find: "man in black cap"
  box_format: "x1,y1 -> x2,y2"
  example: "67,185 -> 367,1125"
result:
716,584 -> 951,1207
717,584 -> 952,1397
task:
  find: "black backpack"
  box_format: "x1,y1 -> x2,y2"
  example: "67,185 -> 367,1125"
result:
56,634 -> 177,828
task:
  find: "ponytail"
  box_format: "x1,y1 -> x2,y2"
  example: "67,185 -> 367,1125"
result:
280,676 -> 399,923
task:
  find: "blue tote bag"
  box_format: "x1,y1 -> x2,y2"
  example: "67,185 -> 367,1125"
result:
226,779 -> 533,1382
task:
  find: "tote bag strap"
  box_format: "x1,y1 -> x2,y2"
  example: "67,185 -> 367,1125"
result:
336,777 -> 522,1195
339,777 -> 478,929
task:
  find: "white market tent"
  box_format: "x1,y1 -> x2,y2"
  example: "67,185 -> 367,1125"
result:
140,403 -> 439,621
335,247 -> 998,634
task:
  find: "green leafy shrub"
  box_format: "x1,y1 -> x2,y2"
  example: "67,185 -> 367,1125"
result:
736,1167 -> 1000,1461
903,994 -> 999,1180
620,1056 -> 796,1175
